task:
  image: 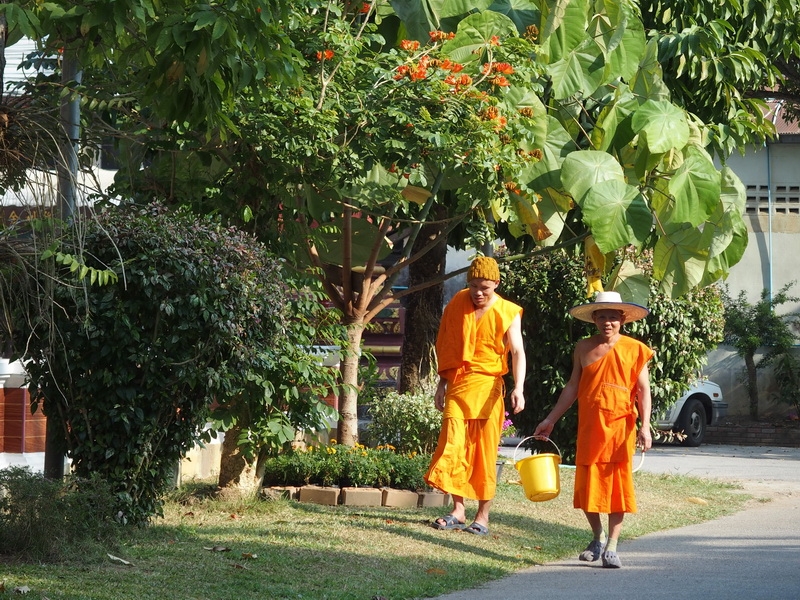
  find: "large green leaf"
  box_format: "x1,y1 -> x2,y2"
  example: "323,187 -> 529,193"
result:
598,1 -> 645,83
536,187 -> 572,245
540,0 -> 589,61
590,84 -> 639,151
442,11 -> 519,62
719,164 -> 747,216
441,0 -> 494,18
631,100 -> 690,153
607,260 -> 650,308
547,40 -> 607,98
578,179 -> 651,252
560,149 -> 626,203
488,0 -> 542,32
653,146 -> 720,227
693,165 -> 746,260
653,225 -> 708,298
628,39 -> 671,102
520,114 -> 577,191
389,0 -> 445,41
698,213 -> 749,287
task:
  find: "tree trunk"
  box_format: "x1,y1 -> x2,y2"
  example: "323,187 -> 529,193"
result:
337,321 -> 366,446
397,224 -> 447,394
218,423 -> 263,497
745,352 -> 759,420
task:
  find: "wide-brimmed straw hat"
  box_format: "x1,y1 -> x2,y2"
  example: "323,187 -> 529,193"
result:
569,291 -> 649,323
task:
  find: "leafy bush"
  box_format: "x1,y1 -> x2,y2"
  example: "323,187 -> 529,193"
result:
772,351 -> 800,417
0,467 -> 121,563
721,283 -> 799,419
262,444 -> 429,491
365,389 -> 442,454
7,203 -> 290,523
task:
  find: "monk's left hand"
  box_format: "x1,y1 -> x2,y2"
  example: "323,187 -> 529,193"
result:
510,389 -> 525,414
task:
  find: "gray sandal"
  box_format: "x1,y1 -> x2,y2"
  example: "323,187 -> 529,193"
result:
578,540 -> 604,562
601,550 -> 622,568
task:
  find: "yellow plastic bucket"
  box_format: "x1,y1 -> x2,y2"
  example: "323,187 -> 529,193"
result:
513,436 -> 561,502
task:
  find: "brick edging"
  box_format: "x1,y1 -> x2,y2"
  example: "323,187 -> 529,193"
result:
262,485 -> 452,508
705,424 -> 800,447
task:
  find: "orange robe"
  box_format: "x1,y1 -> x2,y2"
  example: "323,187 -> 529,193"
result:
573,335 -> 653,514
425,289 -> 522,501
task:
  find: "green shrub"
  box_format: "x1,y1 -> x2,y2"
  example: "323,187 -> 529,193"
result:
8,204 -> 291,524
262,444 -> 430,491
773,350 -> 800,417
0,467 -> 121,563
365,389 -> 442,454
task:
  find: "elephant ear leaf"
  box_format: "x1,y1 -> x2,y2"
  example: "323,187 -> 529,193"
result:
575,180 -> 651,254
631,100 -> 690,153
561,150 -> 625,203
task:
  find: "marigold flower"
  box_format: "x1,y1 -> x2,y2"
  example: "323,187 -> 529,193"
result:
400,39 -> 420,51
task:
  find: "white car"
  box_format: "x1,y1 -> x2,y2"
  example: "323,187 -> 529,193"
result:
655,381 -> 727,447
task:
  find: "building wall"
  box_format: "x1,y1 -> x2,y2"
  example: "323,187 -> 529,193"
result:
707,142 -> 800,417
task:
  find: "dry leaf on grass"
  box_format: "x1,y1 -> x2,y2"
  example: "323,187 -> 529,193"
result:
204,546 -> 231,552
107,554 -> 133,566
425,568 -> 447,575
686,497 -> 709,505
241,553 -> 258,560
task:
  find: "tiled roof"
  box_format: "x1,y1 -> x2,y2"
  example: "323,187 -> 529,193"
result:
765,100 -> 800,136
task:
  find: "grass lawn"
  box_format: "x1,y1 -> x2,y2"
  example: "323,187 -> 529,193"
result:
0,468 -> 751,600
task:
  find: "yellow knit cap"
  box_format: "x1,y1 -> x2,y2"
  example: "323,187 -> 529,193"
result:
467,256 -> 500,281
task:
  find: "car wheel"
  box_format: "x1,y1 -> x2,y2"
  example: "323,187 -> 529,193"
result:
676,397 -> 707,447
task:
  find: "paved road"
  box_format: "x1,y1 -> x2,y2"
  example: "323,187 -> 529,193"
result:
431,444 -> 800,600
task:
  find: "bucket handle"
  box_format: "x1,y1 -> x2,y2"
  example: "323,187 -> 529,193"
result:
632,449 -> 646,473
513,435 -> 561,463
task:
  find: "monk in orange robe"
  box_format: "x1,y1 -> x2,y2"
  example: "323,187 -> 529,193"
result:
534,291 -> 652,568
426,256 -> 526,536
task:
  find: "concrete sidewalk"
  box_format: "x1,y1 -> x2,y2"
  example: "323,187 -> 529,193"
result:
431,445 -> 800,600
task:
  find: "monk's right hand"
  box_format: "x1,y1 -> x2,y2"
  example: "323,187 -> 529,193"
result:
533,419 -> 554,439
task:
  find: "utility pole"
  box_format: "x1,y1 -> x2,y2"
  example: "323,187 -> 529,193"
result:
43,47 -> 82,479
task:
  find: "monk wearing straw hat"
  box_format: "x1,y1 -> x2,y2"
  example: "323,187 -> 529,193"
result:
426,256 -> 526,536
534,291 -> 653,568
